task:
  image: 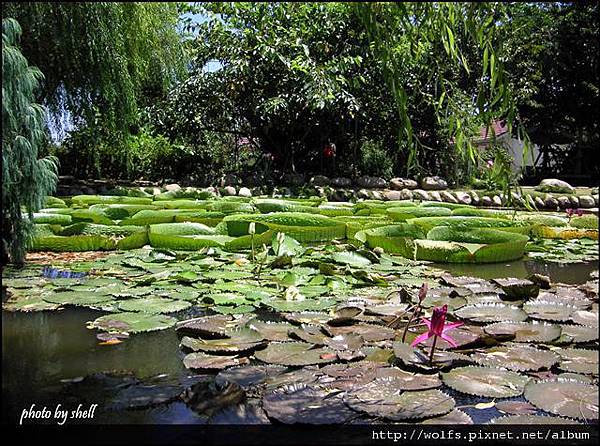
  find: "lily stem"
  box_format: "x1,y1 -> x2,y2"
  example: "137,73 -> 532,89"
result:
401,304 -> 421,342
429,334 -> 438,364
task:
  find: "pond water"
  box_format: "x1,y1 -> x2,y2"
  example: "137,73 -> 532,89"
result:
3,258 -> 596,425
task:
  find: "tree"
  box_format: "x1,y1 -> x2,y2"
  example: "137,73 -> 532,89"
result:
2,2 -> 187,133
2,18 -> 58,266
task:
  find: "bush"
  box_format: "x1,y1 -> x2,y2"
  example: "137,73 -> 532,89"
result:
358,139 -> 394,178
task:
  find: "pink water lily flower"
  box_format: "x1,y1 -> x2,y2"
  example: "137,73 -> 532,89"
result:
410,304 -> 463,348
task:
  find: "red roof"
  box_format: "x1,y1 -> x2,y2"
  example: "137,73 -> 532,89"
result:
478,120 -> 509,141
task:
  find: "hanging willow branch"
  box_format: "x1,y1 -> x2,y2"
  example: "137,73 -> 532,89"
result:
2,18 -> 59,265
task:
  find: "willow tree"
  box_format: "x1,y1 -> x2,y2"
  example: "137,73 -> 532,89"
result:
2,18 -> 58,266
355,2 -> 530,187
2,2 -> 186,132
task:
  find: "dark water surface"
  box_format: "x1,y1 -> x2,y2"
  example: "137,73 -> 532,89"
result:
3,259 -> 597,425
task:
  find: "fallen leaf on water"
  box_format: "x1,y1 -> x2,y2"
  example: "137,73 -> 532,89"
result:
474,400 -> 496,410
99,338 -> 123,346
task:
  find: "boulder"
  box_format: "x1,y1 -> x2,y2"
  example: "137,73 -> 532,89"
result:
371,190 -> 383,200
151,187 -> 162,196
593,194 -> 599,206
469,191 -> 480,206
569,196 -> 580,207
385,190 -> 402,201
492,195 -> 502,206
578,195 -> 595,208
544,195 -> 558,209
481,196 -> 493,207
238,187 -> 252,198
399,189 -> 414,200
534,196 -> 545,209
165,183 -> 181,192
413,189 -> 430,201
390,178 -> 418,190
310,175 -> 330,186
221,186 -> 237,196
557,196 -> 571,209
591,187 -> 599,195
330,177 -> 352,187
535,178 -> 575,194
455,192 -> 472,205
357,189 -> 370,200
429,191 -> 442,201
420,176 -> 448,191
441,191 -> 459,204
356,176 -> 388,189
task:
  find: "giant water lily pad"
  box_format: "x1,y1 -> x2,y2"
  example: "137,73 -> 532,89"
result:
3,295 -> 61,312
117,297 -> 191,314
90,312 -> 177,334
455,304 -> 527,323
289,324 -> 330,345
175,314 -> 235,338
472,344 -> 559,371
422,409 -> 473,424
442,366 -> 529,398
183,352 -> 250,370
571,310 -> 598,328
263,384 -> 356,424
180,328 -> 265,354
483,321 -> 562,343
326,324 -> 395,342
42,291 -> 114,307
374,368 -> 442,390
557,324 -> 598,343
344,384 -> 455,420
246,320 -> 295,342
557,348 -> 599,375
523,300 -> 577,321
264,299 -> 337,313
524,380 -> 598,420
393,342 -> 471,369
489,414 -> 580,424
254,342 -> 337,366
215,365 -> 286,389
283,312 -> 331,325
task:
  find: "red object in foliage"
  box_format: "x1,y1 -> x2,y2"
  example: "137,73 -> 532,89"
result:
323,144 -> 336,158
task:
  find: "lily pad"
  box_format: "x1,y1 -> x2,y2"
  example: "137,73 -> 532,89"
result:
489,414 -> 580,424
344,384 -> 455,420
523,300 -> 577,322
571,310 -> 598,328
442,366 -> 529,398
246,320 -> 295,342
326,324 -> 395,342
117,297 -> 191,314
557,324 -> 598,343
90,312 -> 177,334
483,321 -> 562,343
455,304 -> 527,323
175,314 -> 235,338
183,352 -> 250,370
524,380 -> 598,420
471,344 -> 559,371
42,291 -> 114,307
289,324 -> 330,345
180,329 -> 265,354
421,409 -> 473,424
215,365 -> 286,389
374,368 -> 442,390
557,348 -> 599,375
254,342 -> 337,366
3,295 -> 61,312
263,384 -> 356,424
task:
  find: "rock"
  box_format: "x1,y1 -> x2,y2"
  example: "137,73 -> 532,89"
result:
557,196 -> 571,209
83,186 -> 96,195
455,192 -> 472,205
420,176 -> 448,191
535,178 -> 575,194
251,187 -> 264,197
544,195 -> 558,209
150,187 -> 161,196
592,187 -> 599,195
222,186 -> 237,196
356,176 -> 387,189
385,190 -> 402,201
534,196 -> 545,209
332,189 -> 350,202
569,196 -> 580,207
281,173 -> 305,186
238,187 -> 252,198
593,194 -> 599,206
69,188 -> 84,196
413,189 -> 430,201
281,187 -> 293,197
481,196 -> 493,207
357,189 -> 370,200
331,177 -> 352,187
469,191 -> 480,206
165,183 -> 181,192
220,174 -> 241,187
390,178 -> 418,190
310,175 -> 330,186
429,191 -> 442,201
371,190 -> 383,200
399,189 -> 413,200
205,186 -> 218,196
492,278 -> 539,300
441,191 -> 459,204
492,195 -> 502,206
578,195 -> 594,208
528,274 -> 552,290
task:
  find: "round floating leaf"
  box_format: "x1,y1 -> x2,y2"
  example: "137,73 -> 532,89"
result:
442,366 -> 529,398
393,342 -> 471,370
524,380 -> 598,420
283,312 -> 331,325
417,326 -> 482,350
571,310 -> 598,328
215,365 -> 286,389
374,368 -> 442,390
246,320 -> 295,342
344,384 -> 455,420
557,348 -> 599,375
472,344 -> 559,371
42,291 -> 114,307
176,315 -> 234,338
489,415 -> 580,424
557,324 -> 598,343
3,296 -> 61,312
90,312 -> 176,334
327,324 -> 395,342
264,299 -> 337,313
183,352 -> 250,370
117,297 -> 191,314
254,342 -> 337,366
421,409 -> 473,424
263,384 -> 356,424
523,300 -> 576,322
180,329 -> 265,354
331,251 -> 372,267
455,304 -> 527,323
495,400 -> 537,415
289,324 -> 329,345
484,321 -> 562,343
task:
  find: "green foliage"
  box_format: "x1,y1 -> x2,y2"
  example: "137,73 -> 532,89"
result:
2,2 -> 186,132
358,139 -> 394,178
2,18 -> 58,265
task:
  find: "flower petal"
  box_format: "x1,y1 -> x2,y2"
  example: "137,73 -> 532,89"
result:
410,332 -> 433,347
440,333 -> 459,347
